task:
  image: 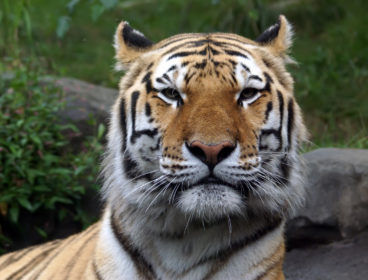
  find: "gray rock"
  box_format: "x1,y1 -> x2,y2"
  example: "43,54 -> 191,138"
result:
54,77 -> 118,132
287,148 -> 368,247
39,77 -> 118,136
284,230 -> 368,280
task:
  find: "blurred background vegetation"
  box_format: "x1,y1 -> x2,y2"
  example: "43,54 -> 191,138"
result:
0,0 -> 367,253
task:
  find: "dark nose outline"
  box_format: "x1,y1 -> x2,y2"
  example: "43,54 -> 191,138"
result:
187,140 -> 235,169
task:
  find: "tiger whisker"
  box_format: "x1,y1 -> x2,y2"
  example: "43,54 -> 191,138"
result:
145,176 -> 177,212
137,176 -> 168,207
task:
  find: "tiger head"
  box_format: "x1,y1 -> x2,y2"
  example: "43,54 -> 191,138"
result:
103,16 -> 307,224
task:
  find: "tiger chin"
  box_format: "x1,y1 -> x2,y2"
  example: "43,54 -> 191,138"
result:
0,15 -> 307,280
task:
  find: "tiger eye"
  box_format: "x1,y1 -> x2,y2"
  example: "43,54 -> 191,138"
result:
161,88 -> 181,101
240,88 -> 258,100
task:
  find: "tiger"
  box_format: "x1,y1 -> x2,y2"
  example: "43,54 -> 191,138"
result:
0,15 -> 307,280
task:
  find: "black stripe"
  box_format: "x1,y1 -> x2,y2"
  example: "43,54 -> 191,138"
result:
159,34 -> 204,49
110,214 -> 156,280
168,47 -> 208,60
279,155 -> 290,186
141,71 -> 153,93
123,152 -> 142,179
0,247 -> 35,270
130,91 -> 139,139
198,48 -> 207,55
119,97 -> 127,153
145,102 -> 151,117
228,59 -> 237,67
146,62 -> 154,71
150,136 -> 161,152
0,239 -> 61,271
241,63 -> 250,72
274,90 -> 285,151
262,58 -> 272,67
287,99 -> 294,149
184,71 -> 196,84
264,72 -> 274,84
264,101 -> 273,122
5,246 -> 57,280
130,91 -> 158,144
277,91 -> 284,148
155,77 -> 166,85
167,65 -> 177,72
208,46 -> 220,55
161,40 -> 205,57
212,34 -> 253,46
248,75 -> 262,82
31,233 -> 83,280
162,73 -> 171,83
194,59 -> 207,69
93,259 -> 104,280
168,51 -> 199,60
63,228 -> 99,279
212,41 -> 251,54
185,218 -> 282,273
224,49 -> 248,59
131,128 -> 158,144
259,91 -> 284,151
124,92 -> 156,180
30,235 -> 80,278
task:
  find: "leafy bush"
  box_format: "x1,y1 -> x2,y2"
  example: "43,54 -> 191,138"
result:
0,0 -> 32,57
0,59 -> 104,253
288,0 -> 368,148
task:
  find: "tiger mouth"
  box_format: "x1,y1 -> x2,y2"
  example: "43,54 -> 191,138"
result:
195,176 -> 234,188
182,175 -> 250,196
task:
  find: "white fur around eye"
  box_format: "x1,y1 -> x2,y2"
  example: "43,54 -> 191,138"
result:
157,91 -> 184,108
157,92 -> 177,105
235,91 -> 261,109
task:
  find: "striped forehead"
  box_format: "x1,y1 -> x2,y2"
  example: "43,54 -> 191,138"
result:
152,35 -> 266,92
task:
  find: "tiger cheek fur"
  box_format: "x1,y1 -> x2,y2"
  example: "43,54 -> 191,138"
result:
0,15 -> 306,280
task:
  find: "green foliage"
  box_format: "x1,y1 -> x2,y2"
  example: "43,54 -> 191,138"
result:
0,59 -> 104,253
56,0 -> 119,38
289,0 -> 368,148
0,0 -> 32,56
56,16 -> 71,38
56,0 -> 274,39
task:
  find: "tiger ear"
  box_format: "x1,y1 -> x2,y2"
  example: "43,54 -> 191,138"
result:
114,21 -> 154,70
255,15 -> 294,62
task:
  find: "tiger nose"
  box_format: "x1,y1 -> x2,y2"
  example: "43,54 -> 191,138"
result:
188,140 -> 235,168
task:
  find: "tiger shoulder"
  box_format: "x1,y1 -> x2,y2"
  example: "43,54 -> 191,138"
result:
0,15 -> 307,280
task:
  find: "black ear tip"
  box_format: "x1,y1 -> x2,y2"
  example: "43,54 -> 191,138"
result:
122,23 -> 153,49
255,18 -> 281,44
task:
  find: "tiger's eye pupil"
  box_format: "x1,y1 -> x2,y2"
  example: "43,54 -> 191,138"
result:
241,88 -> 257,99
162,88 -> 180,100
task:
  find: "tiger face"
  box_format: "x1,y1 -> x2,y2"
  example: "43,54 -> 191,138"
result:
104,16 -> 306,224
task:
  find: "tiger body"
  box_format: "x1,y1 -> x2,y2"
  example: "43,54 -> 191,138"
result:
0,15 -> 306,280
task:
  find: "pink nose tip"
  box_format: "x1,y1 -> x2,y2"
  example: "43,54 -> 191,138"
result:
189,140 -> 235,166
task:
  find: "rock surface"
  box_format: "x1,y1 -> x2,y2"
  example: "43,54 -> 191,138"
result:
287,148 -> 368,247
284,230 -> 368,280
52,77 -> 118,135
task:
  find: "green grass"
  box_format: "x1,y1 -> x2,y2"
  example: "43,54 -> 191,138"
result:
1,0 -> 367,149
289,0 -> 368,148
